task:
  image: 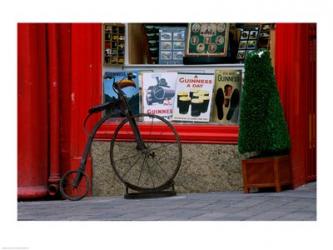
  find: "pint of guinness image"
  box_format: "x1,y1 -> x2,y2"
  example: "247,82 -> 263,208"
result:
191,98 -> 204,117
178,96 -> 191,114
199,96 -> 210,113
177,91 -> 189,108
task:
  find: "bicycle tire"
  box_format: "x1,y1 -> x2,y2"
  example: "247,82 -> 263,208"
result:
110,113 -> 182,192
59,170 -> 90,201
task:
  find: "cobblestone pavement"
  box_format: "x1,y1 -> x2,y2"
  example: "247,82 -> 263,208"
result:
17,182 -> 316,221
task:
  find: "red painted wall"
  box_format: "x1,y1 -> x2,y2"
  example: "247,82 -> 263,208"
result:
68,24 -> 102,196
18,23 -> 101,199
275,23 -> 316,187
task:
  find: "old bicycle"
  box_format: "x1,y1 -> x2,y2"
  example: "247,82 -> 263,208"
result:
59,73 -> 182,201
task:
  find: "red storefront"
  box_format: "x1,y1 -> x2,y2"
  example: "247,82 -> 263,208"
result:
17,23 -> 316,199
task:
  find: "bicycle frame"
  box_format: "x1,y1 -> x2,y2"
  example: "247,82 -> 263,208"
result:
72,84 -> 146,187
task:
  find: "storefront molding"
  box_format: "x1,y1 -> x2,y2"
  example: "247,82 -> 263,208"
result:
95,123 -> 239,144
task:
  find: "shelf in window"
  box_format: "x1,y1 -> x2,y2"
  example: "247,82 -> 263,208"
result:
122,63 -> 244,69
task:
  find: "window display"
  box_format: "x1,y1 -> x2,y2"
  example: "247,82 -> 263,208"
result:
101,23 -> 277,126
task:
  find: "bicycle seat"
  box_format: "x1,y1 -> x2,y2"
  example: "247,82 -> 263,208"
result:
88,101 -> 115,114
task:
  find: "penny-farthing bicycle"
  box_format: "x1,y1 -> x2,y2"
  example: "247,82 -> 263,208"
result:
59,73 -> 182,201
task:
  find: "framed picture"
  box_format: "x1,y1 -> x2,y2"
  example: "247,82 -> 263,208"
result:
173,31 -> 185,41
159,26 -> 186,64
249,30 -> 258,39
173,51 -> 184,60
236,24 -> 260,62
239,40 -> 247,49
160,51 -> 172,60
173,41 -> 185,50
161,41 -> 172,50
247,40 -> 257,49
185,23 -> 230,58
240,30 -> 249,40
236,50 -> 246,60
160,32 -> 172,40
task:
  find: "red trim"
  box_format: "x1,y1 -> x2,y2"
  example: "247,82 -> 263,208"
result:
18,186 -> 49,200
96,122 -> 239,144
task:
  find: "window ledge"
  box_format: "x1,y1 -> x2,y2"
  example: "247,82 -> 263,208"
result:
95,122 -> 239,144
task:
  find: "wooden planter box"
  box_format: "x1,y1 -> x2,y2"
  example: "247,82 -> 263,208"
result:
242,155 -> 292,193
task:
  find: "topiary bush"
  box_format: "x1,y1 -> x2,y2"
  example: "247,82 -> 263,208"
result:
238,49 -> 290,156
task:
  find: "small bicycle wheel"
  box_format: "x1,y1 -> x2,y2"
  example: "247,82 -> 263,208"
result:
59,170 -> 90,201
110,113 -> 182,191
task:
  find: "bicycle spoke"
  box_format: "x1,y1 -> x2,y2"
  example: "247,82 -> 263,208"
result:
148,159 -> 168,185
113,151 -> 140,163
113,143 -> 137,153
145,159 -> 156,188
150,156 -> 170,177
137,154 -> 147,186
154,152 -> 179,163
121,153 -> 142,179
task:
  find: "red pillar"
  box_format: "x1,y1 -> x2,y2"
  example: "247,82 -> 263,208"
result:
67,24 -> 102,190
47,24 -> 61,195
275,23 -> 316,187
18,24 -> 49,199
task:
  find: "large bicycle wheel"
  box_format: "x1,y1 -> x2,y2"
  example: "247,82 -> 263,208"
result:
59,170 -> 90,201
110,114 -> 182,191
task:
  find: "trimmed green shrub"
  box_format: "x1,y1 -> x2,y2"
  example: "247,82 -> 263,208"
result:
238,49 -> 290,156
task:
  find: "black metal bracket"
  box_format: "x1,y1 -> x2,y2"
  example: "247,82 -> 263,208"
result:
124,181 -> 176,199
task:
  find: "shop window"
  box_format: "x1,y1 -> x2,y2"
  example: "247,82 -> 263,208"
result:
97,23 -> 274,144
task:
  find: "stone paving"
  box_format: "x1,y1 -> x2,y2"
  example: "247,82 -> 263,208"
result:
17,182 -> 316,221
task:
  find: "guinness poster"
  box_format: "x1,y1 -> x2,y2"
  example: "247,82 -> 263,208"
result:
172,72 -> 214,122
211,69 -> 242,124
141,72 -> 177,121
